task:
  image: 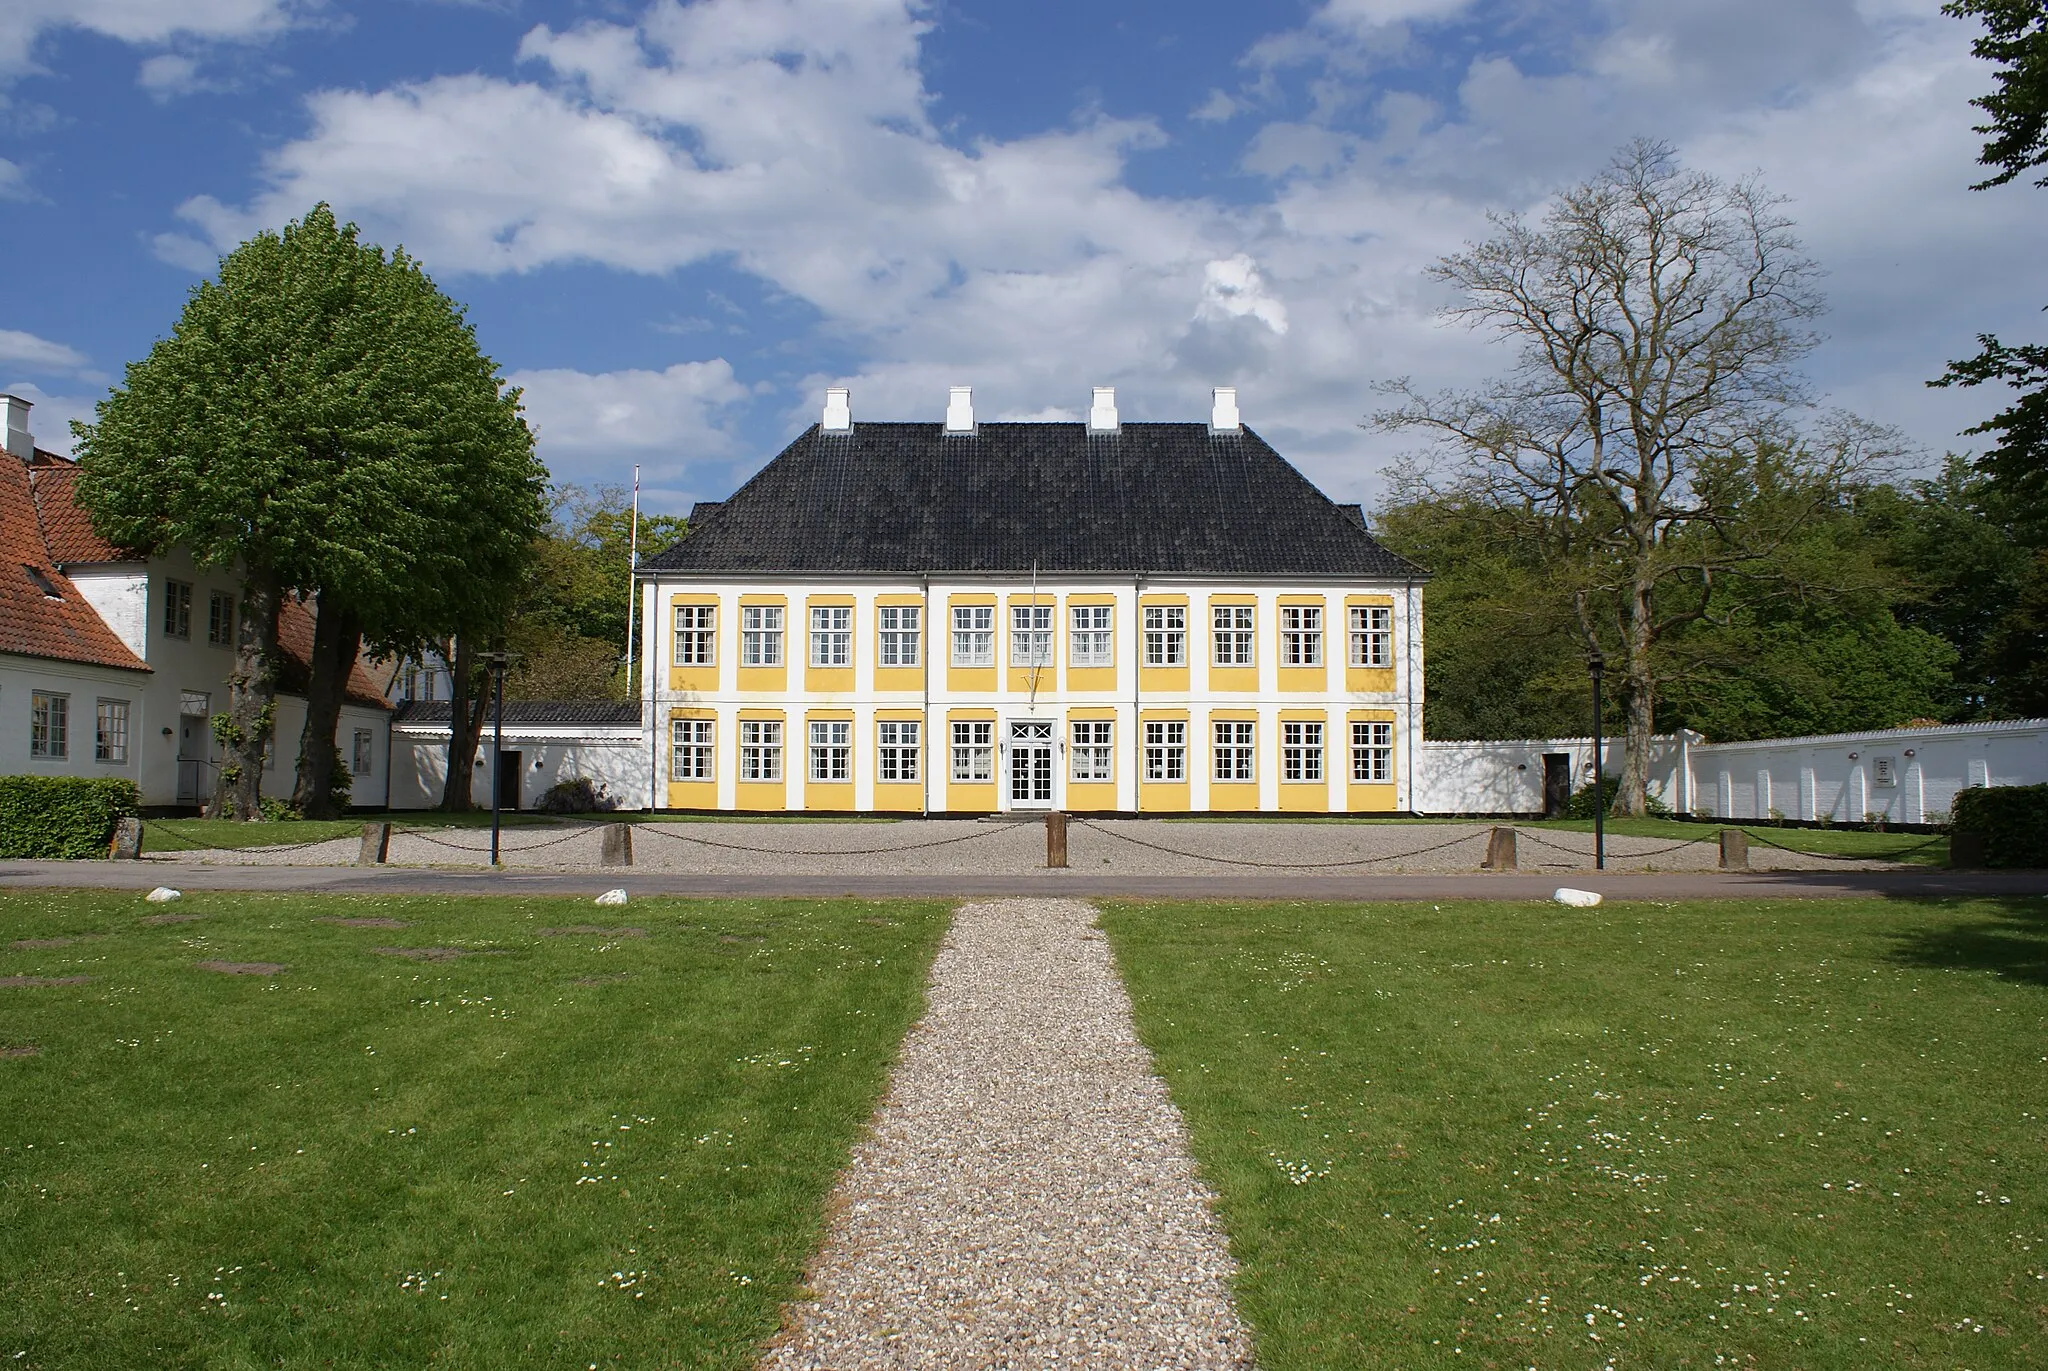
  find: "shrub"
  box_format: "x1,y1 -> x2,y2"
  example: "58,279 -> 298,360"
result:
1950,784 -> 2048,869
0,776 -> 142,859
1565,777 -> 1670,819
534,777 -> 619,815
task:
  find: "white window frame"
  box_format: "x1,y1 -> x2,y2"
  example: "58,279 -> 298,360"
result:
30,691 -> 67,759
1070,720 -> 1113,781
877,720 -> 920,782
739,720 -> 783,781
951,606 -> 994,667
207,591 -> 236,647
951,720 -> 993,782
1351,721 -> 1392,782
1010,603 -> 1054,669
673,604 -> 716,666
351,728 -> 374,776
1348,605 -> 1391,668
1213,720 -> 1254,783
878,606 -> 921,667
672,717 -> 715,781
1213,604 -> 1254,667
1143,605 -> 1186,667
1282,721 -> 1325,782
1144,720 -> 1186,782
162,580 -> 192,640
740,605 -> 784,667
95,698 -> 129,765
810,606 -> 852,668
1070,605 -> 1113,667
808,720 -> 852,782
1280,606 -> 1323,667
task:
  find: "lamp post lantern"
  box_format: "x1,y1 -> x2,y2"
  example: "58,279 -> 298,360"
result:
1588,650 -> 1606,871
483,650 -> 511,866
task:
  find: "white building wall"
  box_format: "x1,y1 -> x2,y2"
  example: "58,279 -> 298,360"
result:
1687,719 -> 2048,823
0,655 -> 151,788
1413,736 -> 1689,815
390,724 -> 649,812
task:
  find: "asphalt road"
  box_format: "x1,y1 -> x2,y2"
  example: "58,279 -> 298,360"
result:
3,859 -> 2044,902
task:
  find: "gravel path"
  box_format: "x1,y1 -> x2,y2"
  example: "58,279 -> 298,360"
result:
760,898 -> 1255,1371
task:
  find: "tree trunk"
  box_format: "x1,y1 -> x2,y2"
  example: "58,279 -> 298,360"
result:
439,637 -> 488,810
212,570 -> 283,821
290,599 -> 365,819
1612,572 -> 1658,816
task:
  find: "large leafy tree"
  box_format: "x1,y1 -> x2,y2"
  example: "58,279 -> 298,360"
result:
74,205 -> 543,818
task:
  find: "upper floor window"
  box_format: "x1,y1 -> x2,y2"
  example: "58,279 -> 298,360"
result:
673,718 -> 714,780
877,720 -> 920,782
1070,605 -> 1113,667
1071,720 -> 1113,781
1282,721 -> 1324,781
739,720 -> 783,780
1351,721 -> 1392,782
810,606 -> 851,668
1280,606 -> 1323,666
1213,605 -> 1254,666
162,580 -> 192,640
1144,720 -> 1186,781
1348,605 -> 1391,667
809,720 -> 851,781
30,691 -> 67,759
95,699 -> 129,764
951,606 -> 994,667
740,605 -> 784,667
878,606 -> 921,667
674,605 -> 716,666
1143,605 -> 1185,667
1214,720 -> 1254,782
207,591 -> 236,646
1011,604 -> 1053,668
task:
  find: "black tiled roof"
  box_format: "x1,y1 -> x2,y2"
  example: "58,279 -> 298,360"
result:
642,423 -> 1425,578
392,700 -> 643,727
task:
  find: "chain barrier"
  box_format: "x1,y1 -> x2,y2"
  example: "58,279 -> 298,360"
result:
1512,828 -> 1716,860
144,820 -> 360,856
631,820 -> 1020,858
1740,827 -> 1945,864
1072,818 -> 1489,869
386,824 -> 602,854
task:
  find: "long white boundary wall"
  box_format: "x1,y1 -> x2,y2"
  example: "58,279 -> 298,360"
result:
390,720 -> 649,811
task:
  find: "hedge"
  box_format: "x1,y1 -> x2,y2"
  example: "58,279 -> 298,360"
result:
0,775 -> 142,859
1950,783 -> 2048,869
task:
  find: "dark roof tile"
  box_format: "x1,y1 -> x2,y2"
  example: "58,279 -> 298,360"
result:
392,700 -> 643,727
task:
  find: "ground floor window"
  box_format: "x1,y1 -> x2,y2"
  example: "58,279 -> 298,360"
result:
951,721 -> 993,782
1144,721 -> 1186,782
1213,720 -> 1254,782
672,718 -> 714,781
877,720 -> 920,782
1282,721 -> 1324,782
809,721 -> 851,782
739,720 -> 783,781
1071,720 -> 1113,781
351,728 -> 374,776
94,699 -> 129,764
31,691 -> 67,759
1351,721 -> 1392,782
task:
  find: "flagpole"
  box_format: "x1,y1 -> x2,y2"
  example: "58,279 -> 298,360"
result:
624,466 -> 641,692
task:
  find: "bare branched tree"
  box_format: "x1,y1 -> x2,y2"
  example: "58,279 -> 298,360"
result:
1376,139 -> 1901,814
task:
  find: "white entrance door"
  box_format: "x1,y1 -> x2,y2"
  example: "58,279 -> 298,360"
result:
176,692 -> 213,803
1008,721 -> 1054,810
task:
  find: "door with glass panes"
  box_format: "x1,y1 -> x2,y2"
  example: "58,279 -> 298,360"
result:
1008,720 -> 1054,809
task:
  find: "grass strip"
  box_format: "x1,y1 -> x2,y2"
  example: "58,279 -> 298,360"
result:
1101,896 -> 2047,1369
1,891 -> 947,1370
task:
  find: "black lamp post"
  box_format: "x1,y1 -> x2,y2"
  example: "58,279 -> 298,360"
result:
1588,650 -> 1606,871
483,650 -> 510,866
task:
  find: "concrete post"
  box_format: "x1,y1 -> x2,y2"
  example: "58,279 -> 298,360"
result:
1046,811 -> 1068,869
601,823 -> 634,868
358,822 -> 391,866
1482,826 -> 1517,870
109,817 -> 144,860
1718,828 -> 1748,870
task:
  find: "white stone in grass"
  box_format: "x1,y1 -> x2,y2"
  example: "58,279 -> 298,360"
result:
145,887 -> 183,903
595,889 -> 628,906
1553,887 -> 1601,907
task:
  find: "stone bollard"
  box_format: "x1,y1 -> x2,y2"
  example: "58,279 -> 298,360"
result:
109,817 -> 144,860
1482,826 -> 1517,871
1949,831 -> 1987,869
1045,811 -> 1069,869
358,822 -> 391,866
1718,828 -> 1748,870
601,822 -> 634,868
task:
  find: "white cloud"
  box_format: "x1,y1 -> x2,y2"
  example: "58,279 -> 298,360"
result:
0,381 -> 97,457
0,0 -> 305,82
507,358 -> 747,495
1199,255 -> 1290,335
0,328 -> 90,373
138,53 -> 204,98
0,156 -> 28,201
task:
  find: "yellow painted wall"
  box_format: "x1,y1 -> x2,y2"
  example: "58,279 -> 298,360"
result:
946,593 -> 997,695
667,595 -> 720,694
1006,591 -> 1058,695
1138,594 -> 1190,694
1277,710 -> 1331,812
735,594 -> 788,694
873,593 -> 925,694
1344,595 -> 1398,694
733,708 -> 786,811
803,596 -> 855,696
1346,709 -> 1399,812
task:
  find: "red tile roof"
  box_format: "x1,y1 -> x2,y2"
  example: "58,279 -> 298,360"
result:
0,455 -> 150,673
26,460 -> 128,563
276,598 -> 393,711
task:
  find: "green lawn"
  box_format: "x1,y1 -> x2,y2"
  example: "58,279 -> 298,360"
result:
1101,896 -> 2048,1369
139,812 -> 894,854
1,891 -> 948,1370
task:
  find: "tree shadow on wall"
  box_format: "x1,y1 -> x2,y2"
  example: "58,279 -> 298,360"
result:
1887,896 -> 2048,989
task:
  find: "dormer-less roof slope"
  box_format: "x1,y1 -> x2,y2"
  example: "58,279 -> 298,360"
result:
641,423 -> 1425,578
26,460 -> 129,564
0,455 -> 149,672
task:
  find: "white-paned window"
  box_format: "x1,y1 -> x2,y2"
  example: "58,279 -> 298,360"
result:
739,720 -> 783,780
740,606 -> 784,667
1011,604 -> 1053,668
30,691 -> 67,759
1143,605 -> 1185,666
878,606 -> 921,667
1144,721 -> 1186,782
1348,605 -> 1391,667
951,606 -> 994,666
809,720 -> 851,781
877,720 -> 920,782
207,591 -> 236,646
810,606 -> 852,667
951,721 -> 993,782
1071,720 -> 1113,781
672,718 -> 714,780
1213,720 -> 1254,782
1070,605 -> 1113,667
674,605 -> 716,666
351,728 -> 373,776
1213,604 -> 1254,666
1282,721 -> 1324,781
1351,721 -> 1393,782
95,699 -> 129,764
162,580 -> 192,640
1280,606 -> 1323,666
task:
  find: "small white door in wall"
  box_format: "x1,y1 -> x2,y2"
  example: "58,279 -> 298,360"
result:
176,692 -> 213,804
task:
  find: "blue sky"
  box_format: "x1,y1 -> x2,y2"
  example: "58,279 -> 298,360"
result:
3,0 -> 2043,515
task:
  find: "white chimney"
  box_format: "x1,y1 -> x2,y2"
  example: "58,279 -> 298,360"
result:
1210,386 -> 1241,433
1087,386 -> 1119,433
944,385 -> 975,434
1,394 -> 32,460
821,386 -> 852,433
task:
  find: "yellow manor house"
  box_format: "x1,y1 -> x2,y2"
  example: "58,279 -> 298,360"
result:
635,386 -> 1427,815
